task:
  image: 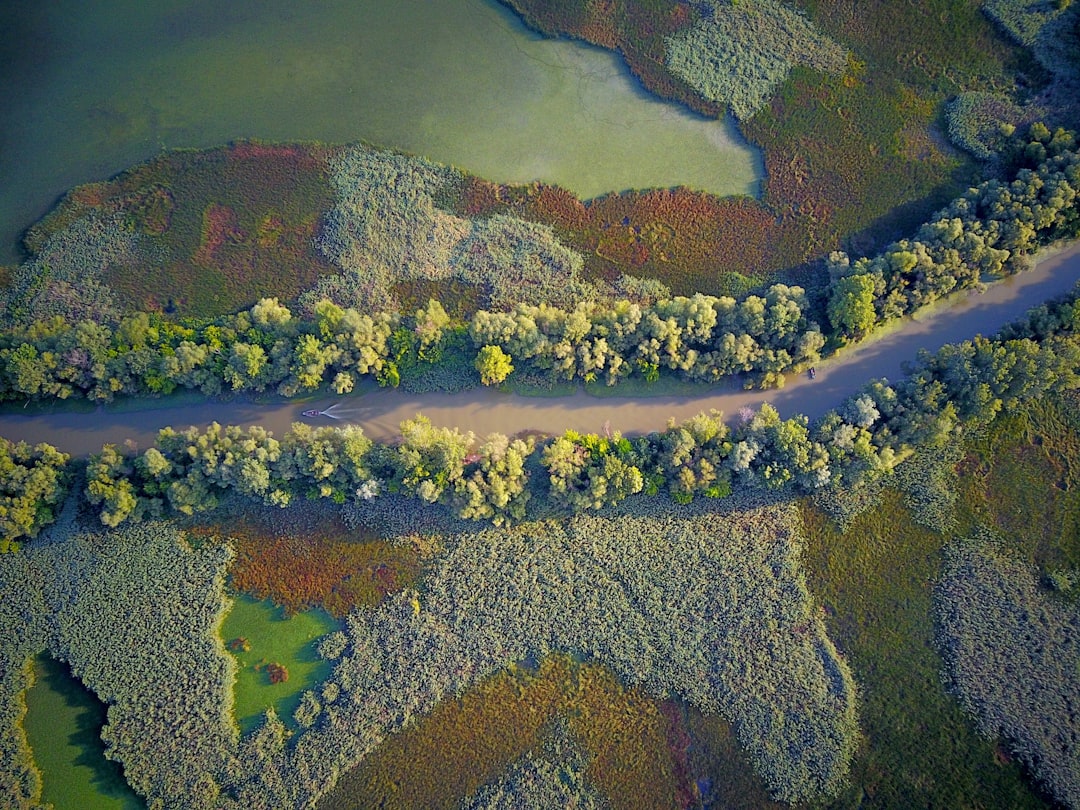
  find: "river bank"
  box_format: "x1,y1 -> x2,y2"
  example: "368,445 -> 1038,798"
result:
0,241 -> 1077,456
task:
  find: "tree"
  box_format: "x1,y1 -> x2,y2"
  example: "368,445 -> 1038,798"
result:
394,416 -> 473,503
541,430 -> 644,511
0,438 -> 69,548
452,433 -> 535,525
828,273 -> 877,339
475,344 -> 514,386
85,444 -> 141,527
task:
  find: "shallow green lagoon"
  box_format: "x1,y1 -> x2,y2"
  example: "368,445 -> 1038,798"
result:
222,595 -> 337,734
23,654 -> 144,810
0,0 -> 761,265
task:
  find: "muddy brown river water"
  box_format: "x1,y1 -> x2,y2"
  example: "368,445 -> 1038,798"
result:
1,242 -> 1078,456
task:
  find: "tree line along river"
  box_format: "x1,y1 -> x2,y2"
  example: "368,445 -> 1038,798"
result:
1,242 -> 1078,457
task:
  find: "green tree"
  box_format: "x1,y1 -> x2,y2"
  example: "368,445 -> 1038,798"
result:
0,437 -> 69,548
828,273 -> 878,339
475,344 -> 515,386
85,444 -> 140,527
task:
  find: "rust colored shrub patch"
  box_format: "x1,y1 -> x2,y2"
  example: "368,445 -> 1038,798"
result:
189,508 -> 421,618
341,655 -> 684,810
22,141 -> 338,318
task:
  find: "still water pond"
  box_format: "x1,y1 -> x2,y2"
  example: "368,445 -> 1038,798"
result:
222,595 -> 337,735
0,0 -> 760,264
23,654 -> 144,809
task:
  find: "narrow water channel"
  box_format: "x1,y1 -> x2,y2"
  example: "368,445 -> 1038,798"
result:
0,0 -> 759,265
1,242 -> 1077,455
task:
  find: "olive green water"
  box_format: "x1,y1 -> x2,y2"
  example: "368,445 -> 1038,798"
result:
0,0 -> 760,265
222,595 -> 337,735
23,654 -> 144,809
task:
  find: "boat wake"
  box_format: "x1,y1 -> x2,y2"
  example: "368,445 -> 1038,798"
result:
301,402 -> 354,420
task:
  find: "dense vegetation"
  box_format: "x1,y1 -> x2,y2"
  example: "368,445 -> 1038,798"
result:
2,1 -> 1080,806
935,536 -> 1080,807
504,0 -> 1078,273
1,125 -> 1076,415
0,437 -> 69,550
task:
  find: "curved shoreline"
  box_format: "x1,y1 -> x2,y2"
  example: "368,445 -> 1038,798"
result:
1,242 -> 1078,456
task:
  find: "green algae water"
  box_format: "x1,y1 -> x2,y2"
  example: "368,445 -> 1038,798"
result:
222,595 -> 337,734
0,0 -> 761,266
23,654 -> 144,809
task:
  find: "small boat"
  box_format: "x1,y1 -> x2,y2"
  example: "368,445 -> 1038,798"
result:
302,409 -> 322,418
808,367 -> 817,380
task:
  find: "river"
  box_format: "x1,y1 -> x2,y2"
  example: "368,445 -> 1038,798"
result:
0,0 -> 759,265
1,242 -> 1077,456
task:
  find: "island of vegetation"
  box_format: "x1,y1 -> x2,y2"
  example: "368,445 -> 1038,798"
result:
1,1 -> 1079,809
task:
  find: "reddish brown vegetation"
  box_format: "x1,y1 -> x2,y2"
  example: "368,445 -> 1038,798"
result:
257,661 -> 289,684
345,656 -> 685,809
457,174 -> 788,296
194,203 -> 245,267
660,700 -> 698,809
190,511 -> 421,618
227,636 -> 252,653
23,141 -> 338,317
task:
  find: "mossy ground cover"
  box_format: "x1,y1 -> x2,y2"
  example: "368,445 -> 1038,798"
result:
799,491 -> 1048,809
23,142 -> 337,319
22,654 -> 143,810
955,393 -> 1080,572
330,655 -> 688,810
221,595 -> 337,736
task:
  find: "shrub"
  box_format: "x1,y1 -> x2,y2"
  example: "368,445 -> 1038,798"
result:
255,503 -> 857,807
665,0 -> 847,121
945,92 -> 1023,161
463,720 -> 606,810
0,438 -> 69,549
0,214 -> 135,329
0,518 -> 241,809
310,146 -> 604,313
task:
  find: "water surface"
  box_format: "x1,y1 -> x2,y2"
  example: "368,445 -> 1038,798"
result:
0,0 -> 760,265
222,595 -> 337,734
23,654 -> 144,809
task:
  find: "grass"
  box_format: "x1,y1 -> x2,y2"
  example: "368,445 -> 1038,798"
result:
799,490 -> 1049,809
221,595 -> 337,736
319,655 -> 687,810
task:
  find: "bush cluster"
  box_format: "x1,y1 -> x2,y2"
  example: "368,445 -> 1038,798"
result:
944,91 -> 1023,161
826,125 -> 1080,340
0,438 -> 69,550
1,127 -> 1077,406
308,146 -> 606,313
664,0 -> 847,121
0,213 -> 139,330
935,537 -> 1080,808
0,516 -> 240,809
983,0 -> 1080,81
462,720 -> 605,810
